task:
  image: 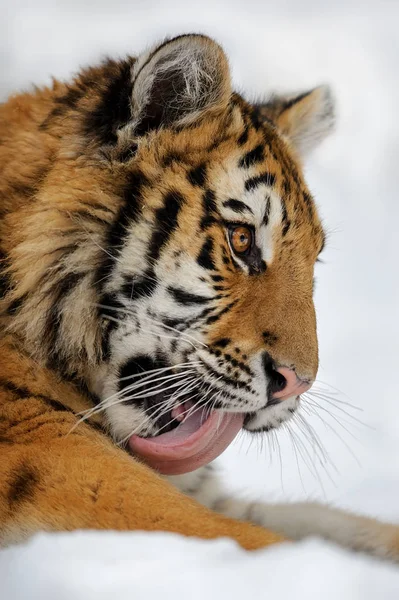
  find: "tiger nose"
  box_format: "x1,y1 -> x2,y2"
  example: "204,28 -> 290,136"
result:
272,366 -> 312,401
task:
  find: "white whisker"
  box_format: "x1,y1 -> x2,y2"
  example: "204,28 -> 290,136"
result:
302,399 -> 362,466
69,371 -> 198,432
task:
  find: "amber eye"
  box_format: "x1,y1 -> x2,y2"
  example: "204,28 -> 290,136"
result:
229,225 -> 253,255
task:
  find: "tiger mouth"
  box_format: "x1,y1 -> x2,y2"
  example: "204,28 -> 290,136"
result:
128,396 -> 244,475
123,370 -> 295,476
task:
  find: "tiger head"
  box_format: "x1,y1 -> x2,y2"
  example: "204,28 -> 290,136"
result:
5,34 -> 334,475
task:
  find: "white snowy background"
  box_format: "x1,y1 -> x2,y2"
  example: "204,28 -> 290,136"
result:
1,0 -> 399,597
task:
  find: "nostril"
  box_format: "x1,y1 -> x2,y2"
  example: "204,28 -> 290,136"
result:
262,352 -> 287,395
270,371 -> 286,394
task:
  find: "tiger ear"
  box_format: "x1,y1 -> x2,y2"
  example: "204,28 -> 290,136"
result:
130,34 -> 231,135
257,85 -> 335,157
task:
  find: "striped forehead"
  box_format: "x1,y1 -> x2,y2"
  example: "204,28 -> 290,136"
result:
113,100 -> 324,282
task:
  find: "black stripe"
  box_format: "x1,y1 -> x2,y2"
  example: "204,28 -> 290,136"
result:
248,106 -> 263,131
200,358 -> 252,393
117,143 -> 138,163
270,134 -> 302,199
99,292 -> 126,319
200,189 -> 218,230
262,197 -> 271,226
147,191 -> 185,262
184,307 -> 215,330
6,293 -> 28,316
54,85 -> 85,111
237,127 -> 249,146
281,90 -> 312,112
95,170 -> 148,293
302,191 -> 315,221
101,320 -> 117,361
203,190 -> 217,213
161,151 -> 192,168
121,272 -> 158,301
40,85 -> 87,129
239,144 -> 264,168
188,164 -> 207,187
118,355 -> 168,400
44,271 -> 85,367
281,201 -> 290,236
0,378 -> 103,434
205,300 -> 238,325
222,199 -> 253,215
282,179 -> 291,197
167,286 -> 211,305
98,292 -> 126,359
6,181 -> 36,200
83,58 -> 134,145
0,378 -> 74,413
0,249 -> 8,298
160,316 -> 188,331
245,172 -> 275,191
36,260 -> 67,295
197,237 -> 216,271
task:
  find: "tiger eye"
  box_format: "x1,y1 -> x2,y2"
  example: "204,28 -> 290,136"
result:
230,226 -> 252,254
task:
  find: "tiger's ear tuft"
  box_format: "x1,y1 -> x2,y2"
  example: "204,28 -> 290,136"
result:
130,34 -> 231,135
257,85 -> 335,157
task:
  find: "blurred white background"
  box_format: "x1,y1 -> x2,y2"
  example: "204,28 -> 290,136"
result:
2,0 -> 399,518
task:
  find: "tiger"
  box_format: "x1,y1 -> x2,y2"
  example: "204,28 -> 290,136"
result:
0,33 -> 398,561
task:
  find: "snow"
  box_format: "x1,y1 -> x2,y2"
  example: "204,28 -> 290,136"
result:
3,532 -> 399,599
1,0 -> 399,597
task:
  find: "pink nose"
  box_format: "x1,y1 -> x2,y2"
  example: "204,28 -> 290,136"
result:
272,367 -> 312,401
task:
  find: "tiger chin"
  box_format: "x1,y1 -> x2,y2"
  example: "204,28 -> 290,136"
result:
0,33 -> 398,562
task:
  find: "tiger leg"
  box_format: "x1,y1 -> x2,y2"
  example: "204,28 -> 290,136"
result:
216,498 -> 399,562
171,468 -> 399,562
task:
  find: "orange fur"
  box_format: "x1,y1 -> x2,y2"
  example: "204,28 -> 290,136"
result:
0,46 -> 292,549
2,35 -> 397,563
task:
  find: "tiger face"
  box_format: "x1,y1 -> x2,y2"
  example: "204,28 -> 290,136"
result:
4,34 -> 334,475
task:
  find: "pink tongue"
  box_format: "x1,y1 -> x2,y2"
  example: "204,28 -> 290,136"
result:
129,408 -> 244,475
